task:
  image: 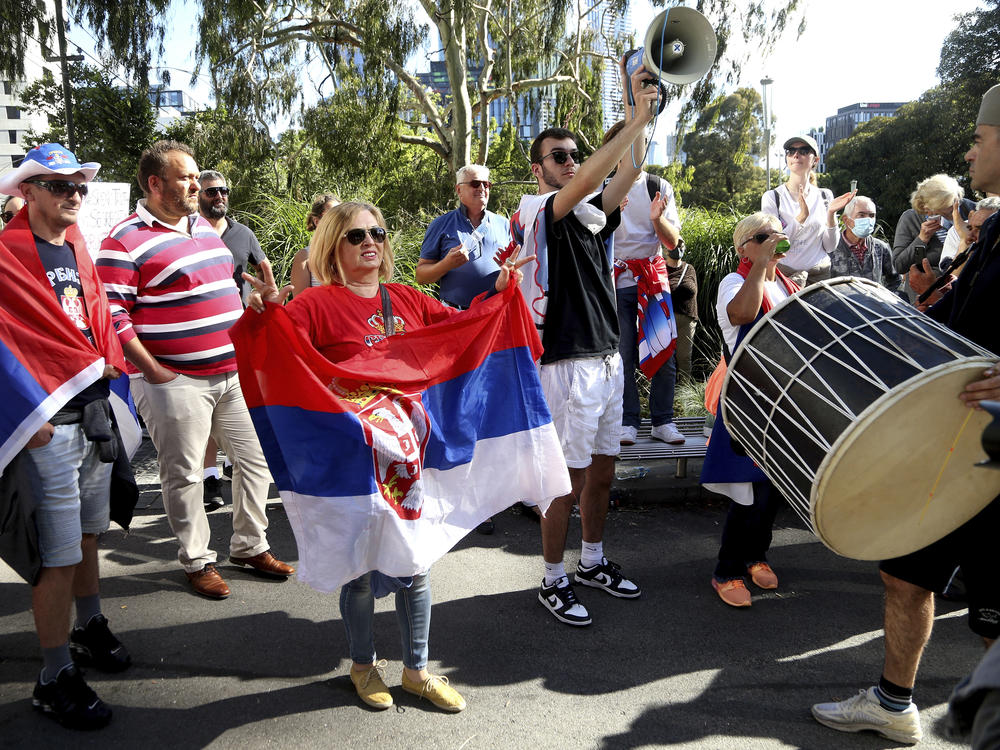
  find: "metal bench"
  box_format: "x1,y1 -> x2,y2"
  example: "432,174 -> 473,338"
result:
616,415 -> 710,478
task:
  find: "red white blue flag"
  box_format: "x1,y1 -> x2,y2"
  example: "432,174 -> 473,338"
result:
230,286 -> 569,592
0,242 -> 107,471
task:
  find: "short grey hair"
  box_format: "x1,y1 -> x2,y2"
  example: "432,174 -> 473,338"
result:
843,195 -> 876,218
199,169 -> 226,184
456,164 -> 489,185
976,196 -> 1000,212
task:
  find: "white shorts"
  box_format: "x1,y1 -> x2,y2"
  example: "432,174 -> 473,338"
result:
539,353 -> 624,469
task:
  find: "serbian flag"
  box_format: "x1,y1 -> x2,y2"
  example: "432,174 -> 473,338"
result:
617,255 -> 678,378
0,242 -> 106,471
231,285 -> 569,593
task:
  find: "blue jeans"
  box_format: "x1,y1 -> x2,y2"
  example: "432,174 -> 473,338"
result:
339,571 -> 431,670
616,285 -> 676,428
714,482 -> 781,580
25,424 -> 112,568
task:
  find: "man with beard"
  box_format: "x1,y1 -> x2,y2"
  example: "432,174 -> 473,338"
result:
197,170 -> 267,509
198,170 -> 266,305
511,64 -> 658,626
96,140 -> 294,599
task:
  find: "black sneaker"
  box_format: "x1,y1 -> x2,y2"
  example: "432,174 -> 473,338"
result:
203,476 -> 224,510
32,665 -> 112,730
70,614 -> 132,673
222,463 -> 233,480
575,557 -> 641,598
538,577 -> 591,626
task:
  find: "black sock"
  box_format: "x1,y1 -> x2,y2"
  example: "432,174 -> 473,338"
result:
875,675 -> 913,711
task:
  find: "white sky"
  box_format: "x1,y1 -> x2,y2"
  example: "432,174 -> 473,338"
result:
631,0 -> 983,153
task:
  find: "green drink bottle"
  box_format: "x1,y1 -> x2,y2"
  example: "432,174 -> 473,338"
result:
775,239 -> 790,255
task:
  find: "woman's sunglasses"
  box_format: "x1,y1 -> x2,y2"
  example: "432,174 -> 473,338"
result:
23,179 -> 89,198
741,232 -> 775,247
785,146 -> 814,157
343,226 -> 387,245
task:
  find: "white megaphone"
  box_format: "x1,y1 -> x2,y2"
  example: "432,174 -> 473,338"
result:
624,6 -> 718,110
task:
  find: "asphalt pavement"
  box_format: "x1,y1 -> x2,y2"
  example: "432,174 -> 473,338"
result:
0,446 -> 983,749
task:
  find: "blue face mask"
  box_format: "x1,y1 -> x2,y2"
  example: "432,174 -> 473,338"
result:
851,217 -> 875,238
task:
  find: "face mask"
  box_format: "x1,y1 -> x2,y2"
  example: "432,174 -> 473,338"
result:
851,217 -> 875,238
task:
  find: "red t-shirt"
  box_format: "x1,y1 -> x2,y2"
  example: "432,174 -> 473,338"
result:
286,282 -> 457,362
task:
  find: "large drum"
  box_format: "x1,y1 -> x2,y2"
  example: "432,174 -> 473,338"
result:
722,277 -> 1000,560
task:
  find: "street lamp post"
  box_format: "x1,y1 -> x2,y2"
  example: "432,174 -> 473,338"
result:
761,76 -> 773,191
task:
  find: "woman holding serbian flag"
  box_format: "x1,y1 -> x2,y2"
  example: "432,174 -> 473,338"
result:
701,212 -> 798,608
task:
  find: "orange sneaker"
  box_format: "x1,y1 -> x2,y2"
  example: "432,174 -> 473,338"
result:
712,577 -> 751,607
748,562 -> 778,590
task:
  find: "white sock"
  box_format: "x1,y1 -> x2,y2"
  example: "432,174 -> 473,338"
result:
580,541 -> 604,568
543,561 -> 566,586
203,467 -> 220,480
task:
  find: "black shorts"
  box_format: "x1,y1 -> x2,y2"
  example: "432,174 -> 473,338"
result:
879,495 -> 1000,639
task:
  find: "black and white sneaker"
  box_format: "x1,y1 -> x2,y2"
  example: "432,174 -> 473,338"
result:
32,665 -> 112,730
575,557 -> 641,598
70,614 -> 132,673
203,476 -> 224,510
538,577 -> 591,626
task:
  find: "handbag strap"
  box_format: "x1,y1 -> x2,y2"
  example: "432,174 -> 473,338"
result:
379,284 -> 396,336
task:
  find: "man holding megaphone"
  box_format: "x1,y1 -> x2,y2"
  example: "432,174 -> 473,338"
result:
509,63 -> 662,627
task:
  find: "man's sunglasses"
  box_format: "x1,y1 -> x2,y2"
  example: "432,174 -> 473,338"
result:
539,150 -> 582,165
23,179 -> 89,198
1,211 -> 15,223
201,186 -> 230,197
740,232 -> 775,247
460,180 -> 492,189
343,226 -> 387,245
785,146 -> 814,157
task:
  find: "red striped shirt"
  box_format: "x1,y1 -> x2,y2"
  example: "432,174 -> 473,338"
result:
96,201 -> 244,376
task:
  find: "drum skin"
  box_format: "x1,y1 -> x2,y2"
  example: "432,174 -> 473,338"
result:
721,277 -> 1000,560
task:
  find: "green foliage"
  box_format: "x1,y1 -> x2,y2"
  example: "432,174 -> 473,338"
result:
1,1 -> 49,80
162,106 -> 276,208
825,84 -> 982,230
938,0 -> 1000,98
646,163 -> 693,203
238,193 -> 311,287
19,63 -> 159,195
682,88 -> 767,212
675,205 -> 741,377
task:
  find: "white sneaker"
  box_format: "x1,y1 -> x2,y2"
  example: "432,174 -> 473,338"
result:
619,425 -> 637,446
811,687 -> 922,744
650,422 -> 685,445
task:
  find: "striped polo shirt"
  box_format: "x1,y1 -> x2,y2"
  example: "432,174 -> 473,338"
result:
96,200 -> 244,376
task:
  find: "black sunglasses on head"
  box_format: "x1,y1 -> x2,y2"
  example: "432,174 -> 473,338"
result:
23,179 -> 89,198
343,226 -> 387,245
201,186 -> 230,197
785,146 -> 814,157
1,211 -> 14,223
460,180 -> 492,189
539,150 -> 582,165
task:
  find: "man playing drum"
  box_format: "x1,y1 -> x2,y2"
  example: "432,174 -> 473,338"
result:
812,84 -> 1000,746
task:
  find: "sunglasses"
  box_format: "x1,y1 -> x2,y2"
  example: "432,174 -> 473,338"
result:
23,179 -> 89,198
785,146 -> 814,157
1,211 -> 14,223
343,226 -> 387,245
201,186 -> 230,197
741,232 -> 775,247
540,150 -> 582,165
460,180 -> 492,190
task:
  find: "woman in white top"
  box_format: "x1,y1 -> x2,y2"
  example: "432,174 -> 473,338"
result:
762,135 -> 853,287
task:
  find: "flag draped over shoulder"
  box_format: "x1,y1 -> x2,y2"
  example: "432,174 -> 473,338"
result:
231,285 -> 569,593
0,240 -> 107,471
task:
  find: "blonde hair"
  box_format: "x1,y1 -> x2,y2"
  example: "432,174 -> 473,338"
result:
910,174 -> 963,215
309,201 -> 394,286
733,212 -> 782,252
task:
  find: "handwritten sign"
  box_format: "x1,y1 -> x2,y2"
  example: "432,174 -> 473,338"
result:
78,183 -> 132,260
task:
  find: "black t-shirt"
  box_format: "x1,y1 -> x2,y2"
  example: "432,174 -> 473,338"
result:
540,193 -> 621,365
221,218 -> 266,305
35,235 -> 109,409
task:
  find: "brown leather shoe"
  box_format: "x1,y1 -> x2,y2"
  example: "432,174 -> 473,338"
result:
229,550 -> 295,578
186,564 -> 230,599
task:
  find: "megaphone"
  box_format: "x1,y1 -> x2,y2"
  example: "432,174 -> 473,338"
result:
624,6 -> 718,109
